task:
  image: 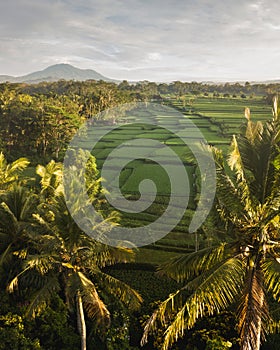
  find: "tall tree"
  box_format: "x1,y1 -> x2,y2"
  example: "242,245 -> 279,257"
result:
8,195 -> 142,350
0,185 -> 39,277
141,98 -> 280,350
0,153 -> 32,282
8,152 -> 142,350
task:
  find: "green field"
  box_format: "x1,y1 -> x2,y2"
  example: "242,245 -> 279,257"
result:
81,96 -> 272,264
170,95 -> 271,136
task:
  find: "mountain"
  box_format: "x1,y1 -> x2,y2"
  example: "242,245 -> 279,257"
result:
0,64 -> 115,83
0,75 -> 17,83
251,79 -> 280,84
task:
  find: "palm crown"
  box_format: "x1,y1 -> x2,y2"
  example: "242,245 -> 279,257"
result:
142,97 -> 280,350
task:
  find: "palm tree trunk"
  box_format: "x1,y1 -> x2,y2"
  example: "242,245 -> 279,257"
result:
195,231 -> 199,252
76,290 -> 87,350
255,288 -> 264,350
240,264 -> 265,350
241,295 -> 264,350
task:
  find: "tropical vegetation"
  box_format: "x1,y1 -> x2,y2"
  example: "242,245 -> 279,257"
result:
1,79 -> 280,349
141,98 -> 280,350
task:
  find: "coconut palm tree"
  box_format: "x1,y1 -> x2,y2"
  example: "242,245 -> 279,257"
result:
8,193 -> 142,350
0,184 -> 39,271
141,98 -> 280,350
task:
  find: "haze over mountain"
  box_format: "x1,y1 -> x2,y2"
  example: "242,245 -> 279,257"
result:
1,63 -> 279,85
0,64 -> 115,84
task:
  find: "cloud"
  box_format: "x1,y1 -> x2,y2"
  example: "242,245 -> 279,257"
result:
146,53 -> 162,62
0,0 -> 280,80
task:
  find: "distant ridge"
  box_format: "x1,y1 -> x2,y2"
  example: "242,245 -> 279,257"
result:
1,64 -> 279,84
0,63 -> 115,83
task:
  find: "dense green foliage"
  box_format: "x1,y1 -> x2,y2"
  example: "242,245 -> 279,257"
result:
0,152 -> 142,349
1,80 -> 280,349
0,81 -> 137,162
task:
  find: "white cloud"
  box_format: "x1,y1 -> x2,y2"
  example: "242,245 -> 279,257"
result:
146,53 -> 162,61
0,0 -> 280,80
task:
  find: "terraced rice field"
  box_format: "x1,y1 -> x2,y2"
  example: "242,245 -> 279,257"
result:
77,96 -> 272,263
170,95 -> 271,137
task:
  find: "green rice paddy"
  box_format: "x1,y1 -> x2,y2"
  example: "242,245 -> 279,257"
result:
82,95 -> 272,262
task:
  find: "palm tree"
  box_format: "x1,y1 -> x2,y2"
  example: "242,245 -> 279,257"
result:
141,98 -> 280,350
36,159 -> 63,198
0,152 -> 29,192
0,184 -> 39,271
8,194 -> 142,350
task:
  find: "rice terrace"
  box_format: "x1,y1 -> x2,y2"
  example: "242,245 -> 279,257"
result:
84,94 -> 272,263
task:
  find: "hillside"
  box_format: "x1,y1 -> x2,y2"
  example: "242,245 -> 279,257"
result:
0,63 -> 115,83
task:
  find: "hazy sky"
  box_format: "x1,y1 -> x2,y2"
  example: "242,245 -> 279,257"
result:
1,0 -> 280,81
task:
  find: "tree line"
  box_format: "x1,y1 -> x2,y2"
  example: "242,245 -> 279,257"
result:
1,79 -> 278,163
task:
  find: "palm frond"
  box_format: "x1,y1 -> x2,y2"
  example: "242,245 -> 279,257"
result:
95,271 -> 143,310
213,147 -> 247,220
141,289 -> 182,347
158,242 -> 229,282
97,244 -> 135,267
36,160 -> 63,196
228,135 -> 255,211
244,107 -> 263,145
0,243 -> 14,267
8,157 -> 30,174
0,154 -> 29,189
262,258 -> 280,301
24,254 -> 58,274
78,271 -> 110,326
7,265 -> 32,293
142,257 -> 245,349
25,275 -> 61,318
19,193 -> 39,222
0,185 -> 38,224
272,96 -> 279,120
255,121 -> 278,202
0,201 -> 19,234
228,135 -> 247,181
268,321 -> 280,336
